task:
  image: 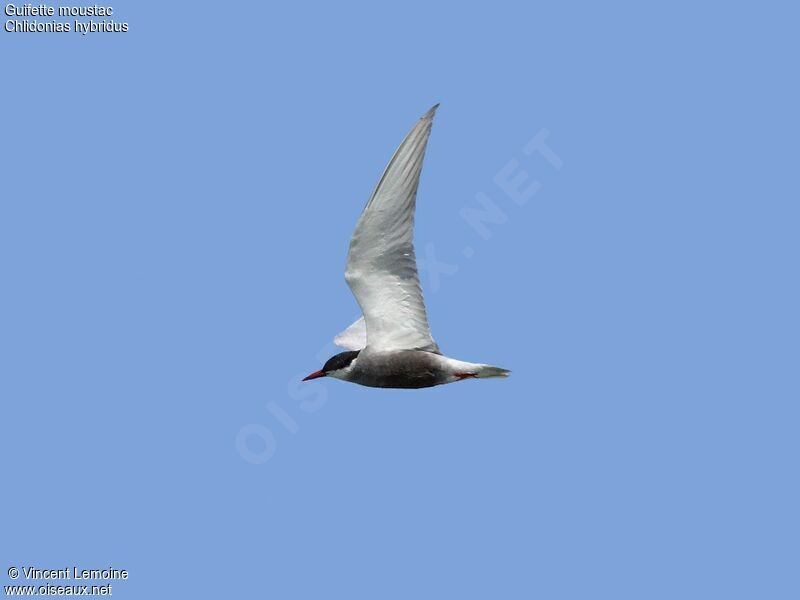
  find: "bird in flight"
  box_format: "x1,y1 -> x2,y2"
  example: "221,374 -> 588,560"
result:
303,105 -> 510,388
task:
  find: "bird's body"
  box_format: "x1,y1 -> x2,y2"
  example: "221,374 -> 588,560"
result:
328,349 -> 507,389
336,350 -> 448,389
303,105 -> 510,389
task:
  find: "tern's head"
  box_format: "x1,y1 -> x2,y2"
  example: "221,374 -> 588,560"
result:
303,350 -> 360,382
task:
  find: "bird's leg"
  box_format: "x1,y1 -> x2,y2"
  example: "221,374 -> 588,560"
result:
454,373 -> 477,380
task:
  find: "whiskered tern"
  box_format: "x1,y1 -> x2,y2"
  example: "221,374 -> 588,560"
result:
303,105 -> 510,388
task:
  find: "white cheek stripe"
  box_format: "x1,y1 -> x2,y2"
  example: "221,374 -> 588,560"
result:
329,358 -> 357,380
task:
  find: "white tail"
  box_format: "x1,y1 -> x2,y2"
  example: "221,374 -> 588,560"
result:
475,365 -> 511,378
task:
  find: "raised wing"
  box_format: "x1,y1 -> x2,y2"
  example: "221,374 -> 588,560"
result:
344,105 -> 440,353
333,316 -> 367,351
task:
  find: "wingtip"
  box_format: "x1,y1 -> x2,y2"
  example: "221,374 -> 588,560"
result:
423,103 -> 440,120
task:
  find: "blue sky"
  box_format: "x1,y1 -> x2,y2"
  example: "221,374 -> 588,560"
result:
2,2 -> 798,598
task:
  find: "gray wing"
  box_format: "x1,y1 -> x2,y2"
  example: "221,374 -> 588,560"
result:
343,105 -> 440,353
